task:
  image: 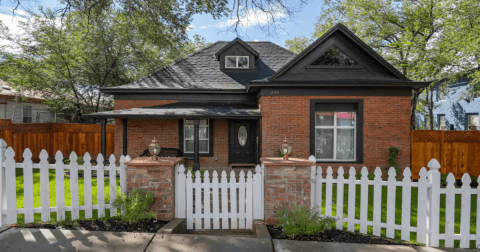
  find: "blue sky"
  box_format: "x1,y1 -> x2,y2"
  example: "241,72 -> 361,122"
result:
0,0 -> 324,48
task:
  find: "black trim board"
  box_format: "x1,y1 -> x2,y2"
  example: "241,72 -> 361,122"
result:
178,119 -> 214,157
114,93 -> 257,102
258,87 -> 412,97
310,99 -> 363,164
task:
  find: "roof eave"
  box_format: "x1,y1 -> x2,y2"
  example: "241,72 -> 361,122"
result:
99,88 -> 248,95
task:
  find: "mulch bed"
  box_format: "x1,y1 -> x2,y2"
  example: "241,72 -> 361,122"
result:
267,225 -> 407,245
16,218 -> 169,233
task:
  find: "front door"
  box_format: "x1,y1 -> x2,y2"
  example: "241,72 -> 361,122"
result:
229,120 -> 257,165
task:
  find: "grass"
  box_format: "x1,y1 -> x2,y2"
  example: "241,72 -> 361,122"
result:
315,183 -> 477,248
15,169 -> 121,224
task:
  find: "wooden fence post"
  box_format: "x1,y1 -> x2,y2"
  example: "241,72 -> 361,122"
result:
426,158 -> 441,247
0,139 -> 7,228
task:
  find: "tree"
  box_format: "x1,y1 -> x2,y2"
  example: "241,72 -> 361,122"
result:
285,0 -> 474,129
0,10 -> 209,122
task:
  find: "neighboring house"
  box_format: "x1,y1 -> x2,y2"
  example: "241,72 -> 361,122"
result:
416,77 -> 480,130
433,77 -> 480,130
87,24 -> 429,171
0,80 -> 55,123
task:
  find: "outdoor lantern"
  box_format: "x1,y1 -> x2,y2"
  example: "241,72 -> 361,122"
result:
148,137 -> 160,160
280,137 -> 292,161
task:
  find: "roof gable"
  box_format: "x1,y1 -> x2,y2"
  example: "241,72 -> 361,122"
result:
269,23 -> 408,82
214,38 -> 259,59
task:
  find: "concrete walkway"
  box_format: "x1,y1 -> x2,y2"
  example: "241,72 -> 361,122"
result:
0,228 -> 477,252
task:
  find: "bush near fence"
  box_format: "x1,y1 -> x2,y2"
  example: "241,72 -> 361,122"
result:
0,119 -> 114,162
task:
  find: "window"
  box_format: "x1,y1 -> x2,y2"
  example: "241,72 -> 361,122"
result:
310,100 -> 363,163
438,115 -> 446,130
467,114 -> 479,130
225,56 -> 249,68
310,45 -> 358,66
22,105 -> 32,123
179,119 -> 214,156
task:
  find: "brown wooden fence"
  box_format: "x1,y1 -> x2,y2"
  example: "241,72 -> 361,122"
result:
411,130 -> 480,179
0,119 -> 114,162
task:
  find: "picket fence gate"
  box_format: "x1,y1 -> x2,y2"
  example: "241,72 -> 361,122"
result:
0,139 -> 129,228
175,164 -> 264,230
309,155 -> 480,248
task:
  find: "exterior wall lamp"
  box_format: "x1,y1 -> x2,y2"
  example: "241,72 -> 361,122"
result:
148,137 -> 160,160
280,137 -> 292,161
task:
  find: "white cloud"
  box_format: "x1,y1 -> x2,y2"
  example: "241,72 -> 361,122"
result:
254,39 -> 259,41
186,24 -> 195,32
200,26 -> 207,29
216,5 -> 286,28
0,13 -> 27,52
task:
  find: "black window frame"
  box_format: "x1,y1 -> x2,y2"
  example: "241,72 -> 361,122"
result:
178,119 -> 214,157
465,113 -> 479,130
310,99 -> 363,163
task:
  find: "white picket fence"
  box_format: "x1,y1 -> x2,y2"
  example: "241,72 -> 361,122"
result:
175,164 -> 264,230
310,155 -> 480,248
0,139 -> 129,228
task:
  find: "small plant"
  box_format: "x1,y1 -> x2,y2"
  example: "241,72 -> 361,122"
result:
276,203 -> 335,238
385,147 -> 401,177
184,167 -> 206,182
112,189 -> 156,224
368,173 -> 375,180
355,173 -> 362,180
343,173 -> 349,180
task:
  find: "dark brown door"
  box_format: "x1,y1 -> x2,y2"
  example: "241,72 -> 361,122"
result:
229,120 -> 257,164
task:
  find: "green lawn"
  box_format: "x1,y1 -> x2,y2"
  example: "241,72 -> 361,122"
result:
318,184 -> 477,248
15,169 -> 121,224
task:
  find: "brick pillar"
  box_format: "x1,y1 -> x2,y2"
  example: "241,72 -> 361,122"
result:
261,157 -> 314,224
125,157 -> 183,221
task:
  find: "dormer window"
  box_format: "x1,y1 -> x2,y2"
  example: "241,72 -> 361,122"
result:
226,56 -> 249,68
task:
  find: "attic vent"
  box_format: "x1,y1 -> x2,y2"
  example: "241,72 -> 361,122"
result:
310,45 -> 358,66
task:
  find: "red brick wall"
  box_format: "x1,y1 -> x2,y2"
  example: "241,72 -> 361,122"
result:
258,95 -> 411,173
115,117 -> 230,167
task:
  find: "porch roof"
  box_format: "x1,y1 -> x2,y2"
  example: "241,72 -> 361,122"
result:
84,102 -> 261,119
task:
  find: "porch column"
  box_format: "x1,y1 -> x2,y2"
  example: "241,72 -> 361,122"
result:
122,119 -> 128,156
100,118 -> 107,164
192,119 -> 200,171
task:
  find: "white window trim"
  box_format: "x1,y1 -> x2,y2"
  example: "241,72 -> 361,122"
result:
315,112 -> 356,162
184,119 -> 209,153
439,115 -> 446,130
467,114 -> 479,130
225,56 -> 249,69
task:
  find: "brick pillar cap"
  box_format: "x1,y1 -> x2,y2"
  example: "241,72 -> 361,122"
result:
126,157 -> 183,167
260,157 -> 314,166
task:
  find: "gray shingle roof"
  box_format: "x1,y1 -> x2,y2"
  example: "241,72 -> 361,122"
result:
85,102 -> 261,119
106,41 -> 296,90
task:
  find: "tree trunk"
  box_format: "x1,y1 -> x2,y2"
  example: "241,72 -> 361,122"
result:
425,88 -> 430,129
429,85 -> 434,130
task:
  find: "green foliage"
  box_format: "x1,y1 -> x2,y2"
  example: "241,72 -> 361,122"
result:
184,167 -> 206,182
368,173 -> 375,180
355,173 -> 361,180
386,147 -> 400,176
275,148 -> 293,158
112,189 -> 156,224
343,173 -> 349,180
63,157 -> 85,165
276,203 -> 335,237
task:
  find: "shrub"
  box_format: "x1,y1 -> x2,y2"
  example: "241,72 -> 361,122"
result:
112,189 -> 156,224
184,167 -> 206,182
276,203 -> 335,238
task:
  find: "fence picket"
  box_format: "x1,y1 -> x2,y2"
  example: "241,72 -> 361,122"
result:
373,167 -> 382,236
316,167 -> 323,215
109,155 -> 117,217
238,170 -> 245,229
253,165 -> 262,220
120,155 -> 127,194
221,171 -> 228,229
477,176 -> 480,248
336,167 -> 344,229
427,159 -> 441,247
83,153 -> 93,219
359,167 -> 368,234
186,170 -> 193,229
39,150 -> 50,222
97,154 -> 105,218
444,173 -> 455,247
309,156 -> 316,210
5,148 -> 15,225
69,152 -> 79,220
401,168 -> 412,241
246,171 -> 253,229
325,167 -> 333,217
386,167 -> 396,239
416,167 -> 428,244
204,170 -> 211,229
177,165 -> 186,219
55,151 -> 65,221
212,171 -> 220,229
460,174 -> 471,248
195,170 -> 202,229
230,171 -> 238,229
0,139 -> 6,227
23,149 -> 34,224
347,167 -> 356,232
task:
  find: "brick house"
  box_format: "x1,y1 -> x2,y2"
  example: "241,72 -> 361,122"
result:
87,24 -> 429,173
